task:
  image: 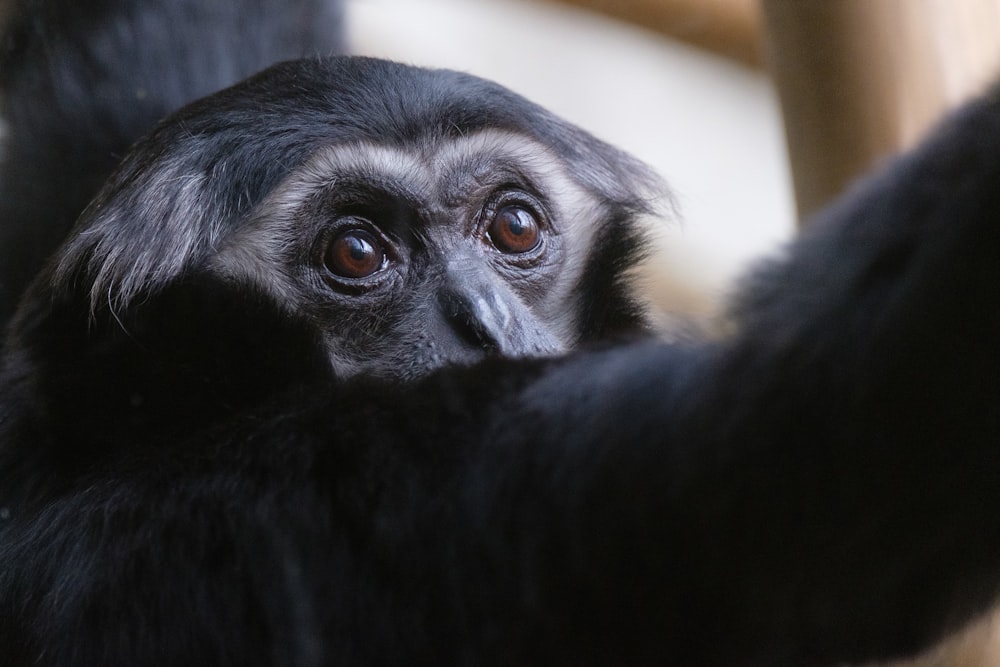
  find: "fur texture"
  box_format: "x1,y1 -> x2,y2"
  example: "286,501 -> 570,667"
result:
0,0 -> 345,324
1,1 -> 999,666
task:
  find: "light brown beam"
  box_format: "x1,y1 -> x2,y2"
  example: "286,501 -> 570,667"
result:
546,0 -> 763,67
760,0 -> 1000,221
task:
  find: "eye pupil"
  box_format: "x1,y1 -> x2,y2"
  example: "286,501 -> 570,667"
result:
325,229 -> 385,279
348,239 -> 368,261
506,214 -> 528,237
488,205 -> 541,254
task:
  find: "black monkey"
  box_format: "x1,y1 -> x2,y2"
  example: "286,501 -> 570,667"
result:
1,2 -> 1000,667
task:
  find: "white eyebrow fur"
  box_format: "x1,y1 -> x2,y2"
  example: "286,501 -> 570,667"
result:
210,129 -> 608,326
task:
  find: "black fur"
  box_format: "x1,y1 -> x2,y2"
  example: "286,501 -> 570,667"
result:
1,2 -> 1000,666
0,0 -> 345,325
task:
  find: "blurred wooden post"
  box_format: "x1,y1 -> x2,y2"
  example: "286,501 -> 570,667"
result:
760,0 -> 1000,221
546,0 -> 763,67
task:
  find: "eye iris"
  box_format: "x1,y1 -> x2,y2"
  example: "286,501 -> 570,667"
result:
489,205 -> 540,254
325,229 -> 384,279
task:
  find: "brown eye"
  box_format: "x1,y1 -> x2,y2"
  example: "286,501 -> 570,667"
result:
324,228 -> 385,279
487,205 -> 541,254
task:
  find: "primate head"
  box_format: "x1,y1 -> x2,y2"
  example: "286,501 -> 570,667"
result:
4,56 -> 667,443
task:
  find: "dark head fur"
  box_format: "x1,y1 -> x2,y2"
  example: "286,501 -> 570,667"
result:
0,0 -> 346,325
2,56 -> 668,460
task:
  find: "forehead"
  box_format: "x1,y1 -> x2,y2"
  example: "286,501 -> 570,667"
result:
272,128 -> 588,213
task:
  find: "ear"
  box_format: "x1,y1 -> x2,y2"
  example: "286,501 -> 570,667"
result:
551,122 -> 673,220
50,148 -> 220,317
547,126 -> 677,342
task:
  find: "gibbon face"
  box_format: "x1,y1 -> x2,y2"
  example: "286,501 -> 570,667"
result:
30,57 -> 667,383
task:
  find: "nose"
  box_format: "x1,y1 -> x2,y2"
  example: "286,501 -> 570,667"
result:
438,279 -> 511,353
436,258 -> 568,358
